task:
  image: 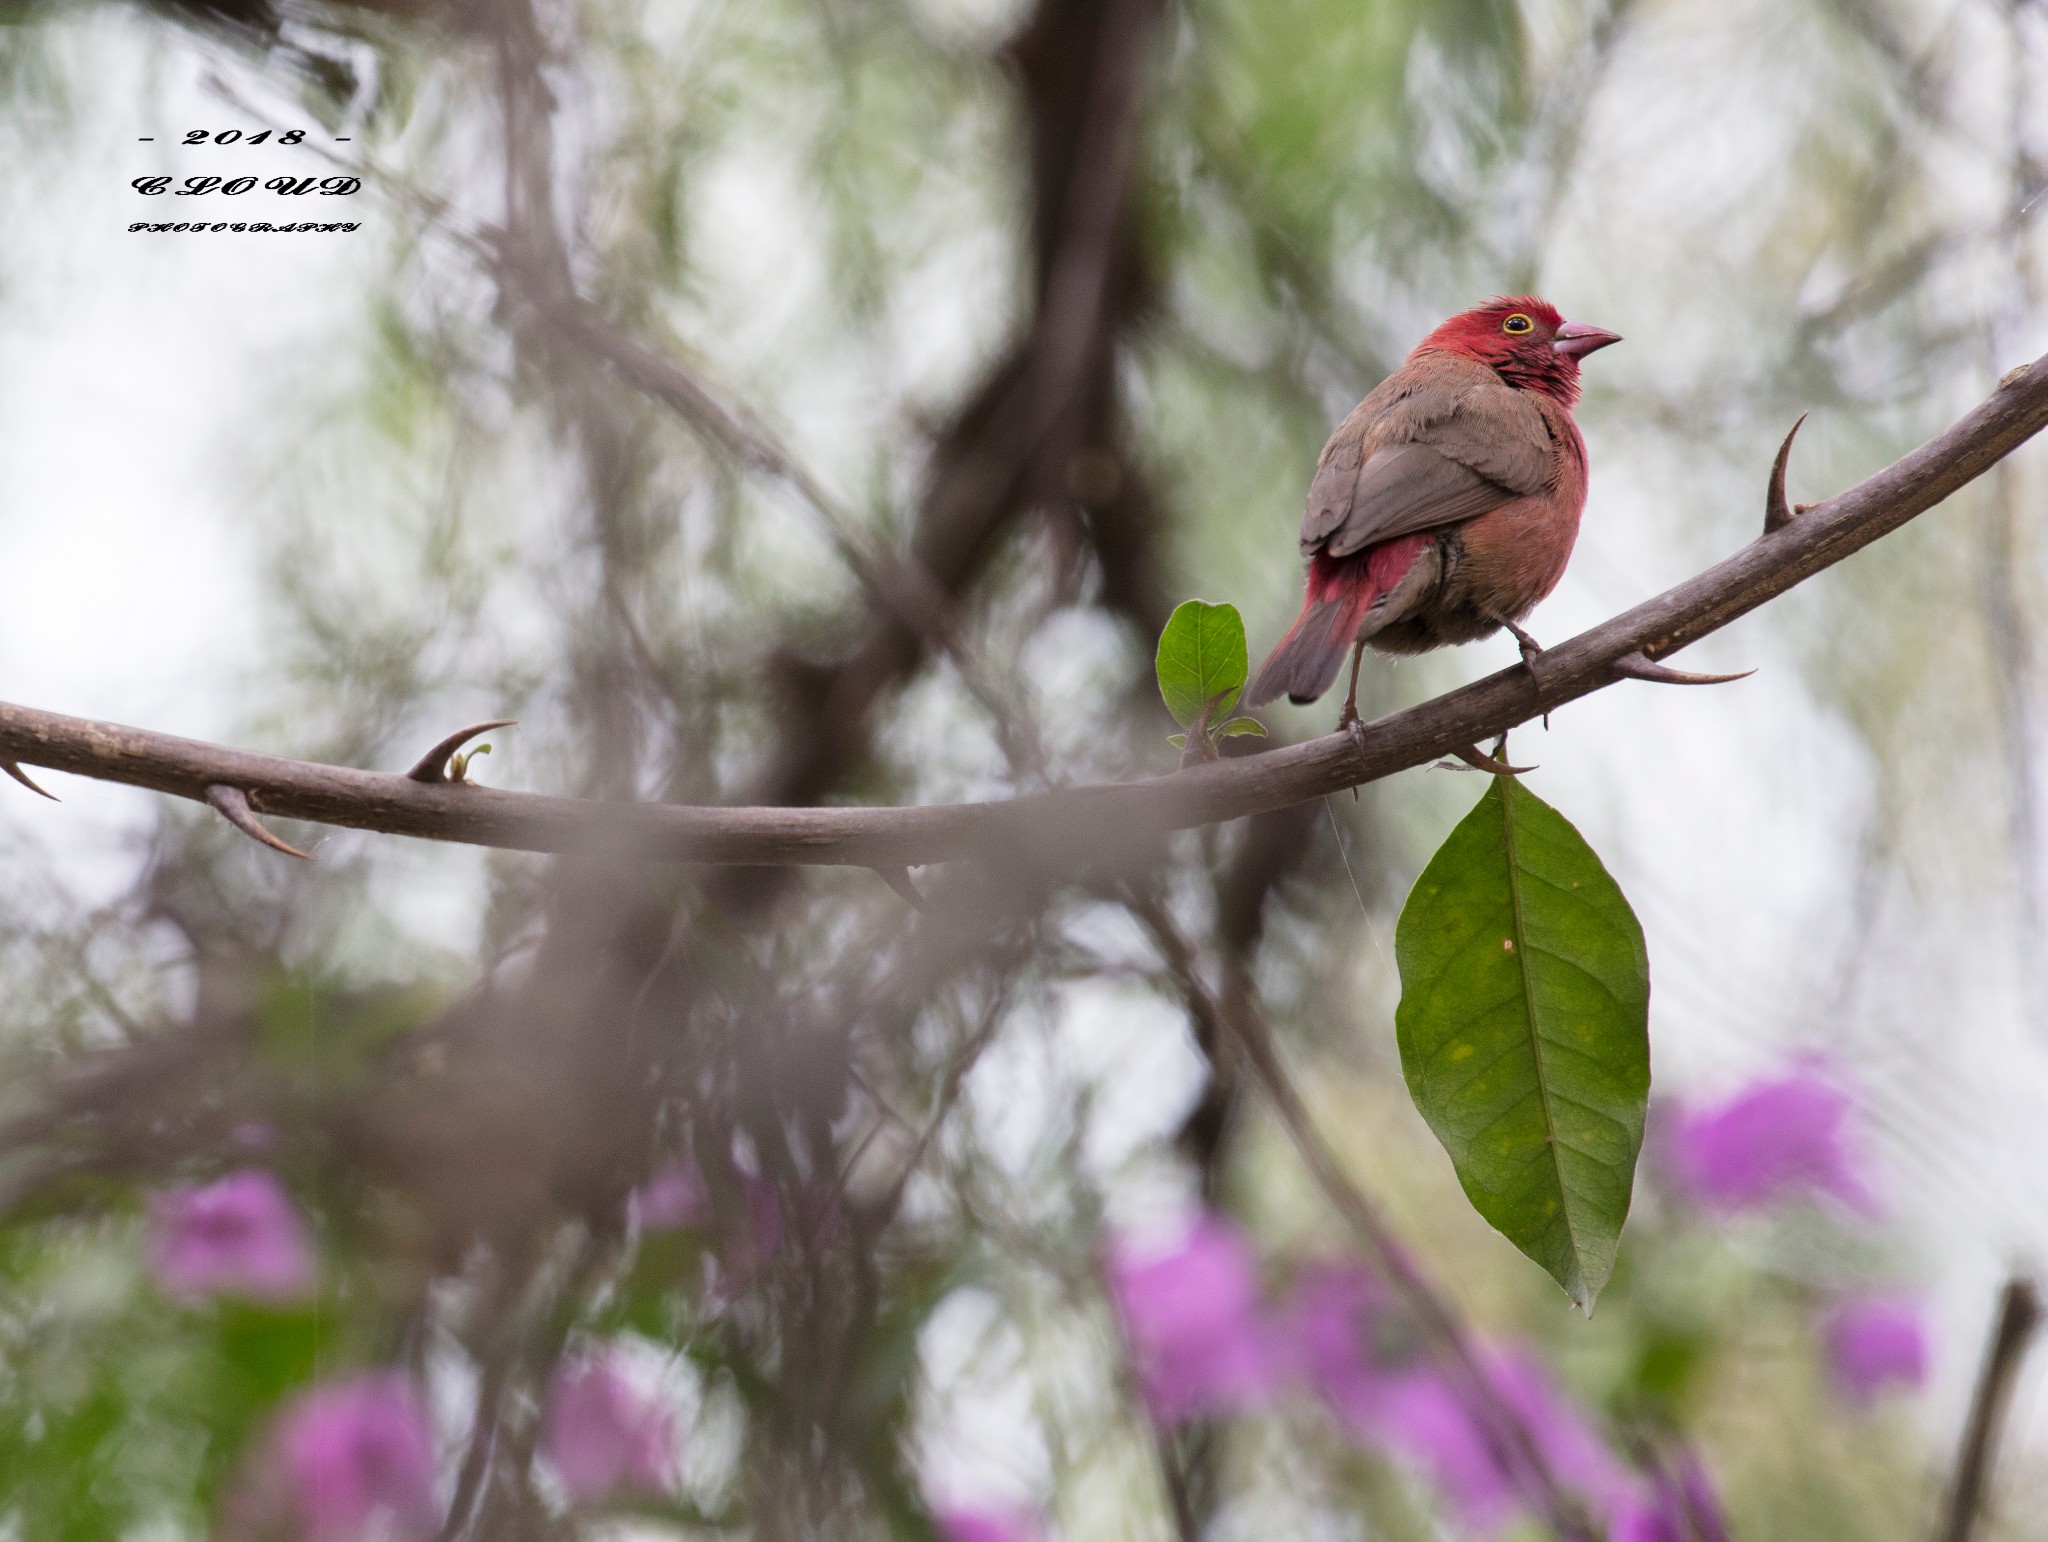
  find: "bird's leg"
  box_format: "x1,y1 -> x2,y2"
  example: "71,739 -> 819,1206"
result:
1338,638 -> 1369,801
1493,616 -> 1550,727
1336,638 -> 1369,732
1499,617 -> 1544,670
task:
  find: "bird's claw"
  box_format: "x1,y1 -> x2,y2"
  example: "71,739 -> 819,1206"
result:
1492,619 -> 1551,723
1492,617 -> 1547,688
1340,709 -> 1369,800
1518,646 -> 1545,719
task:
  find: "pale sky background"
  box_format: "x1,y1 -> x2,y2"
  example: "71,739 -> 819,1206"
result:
0,17 -> 364,898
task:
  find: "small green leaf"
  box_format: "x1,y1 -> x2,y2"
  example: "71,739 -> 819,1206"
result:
1394,777 -> 1650,1311
1217,716 -> 1267,738
1155,600 -> 1248,728
1166,733 -> 1188,749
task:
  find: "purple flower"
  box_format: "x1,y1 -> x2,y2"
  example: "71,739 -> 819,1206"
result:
1670,1068 -> 1876,1215
1276,1266 -> 1698,1534
934,1507 -> 1041,1542
1612,1452 -> 1729,1542
1309,1344 -> 1634,1533
730,1172 -> 785,1275
1825,1296 -> 1929,1402
269,1373 -> 439,1541
150,1169 -> 316,1304
1612,1500 -> 1676,1542
1372,1370 -> 1518,1526
629,1160 -> 785,1296
1394,1359 -> 1631,1531
542,1349 -> 677,1502
1280,1261 -> 1389,1426
1108,1215 -> 1276,1425
1489,1354 -> 1636,1516
628,1162 -> 710,1232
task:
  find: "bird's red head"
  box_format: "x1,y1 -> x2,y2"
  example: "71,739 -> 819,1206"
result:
1412,296 -> 1621,407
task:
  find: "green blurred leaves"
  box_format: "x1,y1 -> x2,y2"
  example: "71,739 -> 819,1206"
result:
206,1300 -> 327,1438
1394,777 -> 1650,1311
0,1215 -> 355,1537
0,1232 -> 243,1534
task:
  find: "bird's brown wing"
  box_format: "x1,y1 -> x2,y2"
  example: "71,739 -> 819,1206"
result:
1300,359 -> 1556,557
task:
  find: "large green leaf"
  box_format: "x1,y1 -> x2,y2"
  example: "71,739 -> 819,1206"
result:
1394,777 -> 1650,1311
1154,599 -> 1248,728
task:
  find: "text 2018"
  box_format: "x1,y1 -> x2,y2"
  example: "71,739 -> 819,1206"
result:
179,129 -> 308,145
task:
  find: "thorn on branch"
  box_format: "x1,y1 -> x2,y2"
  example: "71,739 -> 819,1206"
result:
1764,413 -> 1809,535
1,761 -> 56,801
407,721 -> 517,784
1610,651 -> 1755,687
1451,744 -> 1536,776
206,784 -> 314,861
871,865 -> 928,911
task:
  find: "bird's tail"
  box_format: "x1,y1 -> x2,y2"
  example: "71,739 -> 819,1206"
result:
1246,553 -> 1385,707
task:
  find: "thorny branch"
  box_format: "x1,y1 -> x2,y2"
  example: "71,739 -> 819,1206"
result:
6,351 -> 2048,867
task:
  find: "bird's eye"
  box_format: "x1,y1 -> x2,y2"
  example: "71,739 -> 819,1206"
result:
1502,313 -> 1534,335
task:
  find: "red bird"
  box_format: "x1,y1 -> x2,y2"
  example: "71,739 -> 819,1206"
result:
1247,296 -> 1621,727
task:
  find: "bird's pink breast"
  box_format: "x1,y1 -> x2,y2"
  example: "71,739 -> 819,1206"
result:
1447,408 -> 1588,622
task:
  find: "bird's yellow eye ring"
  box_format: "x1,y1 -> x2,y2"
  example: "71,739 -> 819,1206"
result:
1502,313 -> 1534,335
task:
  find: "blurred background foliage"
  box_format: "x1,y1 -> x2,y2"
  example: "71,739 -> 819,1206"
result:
0,0 -> 2045,1536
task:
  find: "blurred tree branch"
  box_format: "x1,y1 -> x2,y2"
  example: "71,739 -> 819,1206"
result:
524,292 -> 1053,781
719,0 -> 1173,817
1936,1276 -> 2043,1542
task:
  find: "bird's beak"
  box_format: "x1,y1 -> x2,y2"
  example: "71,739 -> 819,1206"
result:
1552,321 -> 1622,359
